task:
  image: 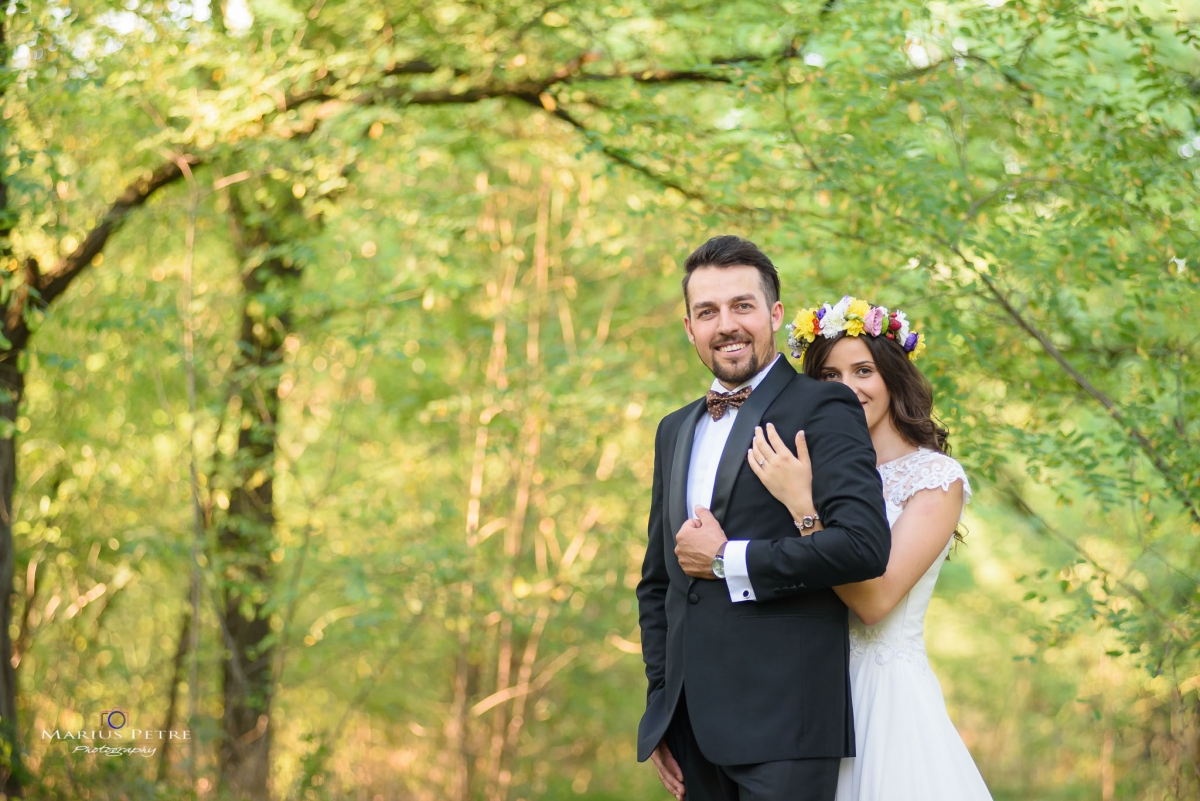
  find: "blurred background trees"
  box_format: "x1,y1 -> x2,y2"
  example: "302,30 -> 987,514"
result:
3,0 -> 1199,799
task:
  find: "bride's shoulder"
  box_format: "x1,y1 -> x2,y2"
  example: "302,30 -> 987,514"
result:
880,448 -> 972,506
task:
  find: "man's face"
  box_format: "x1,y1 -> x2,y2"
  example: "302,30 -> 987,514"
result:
683,265 -> 784,389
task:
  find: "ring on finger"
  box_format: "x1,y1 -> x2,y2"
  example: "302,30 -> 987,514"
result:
757,458 -> 765,467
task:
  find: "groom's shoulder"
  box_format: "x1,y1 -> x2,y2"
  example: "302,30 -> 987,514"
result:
649,399 -> 702,452
783,370 -> 861,408
783,369 -> 853,397
658,397 -> 705,429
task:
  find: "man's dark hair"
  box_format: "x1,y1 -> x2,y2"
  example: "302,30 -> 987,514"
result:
682,235 -> 781,313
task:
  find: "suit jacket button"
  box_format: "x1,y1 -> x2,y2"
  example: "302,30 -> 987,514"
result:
688,593 -> 699,604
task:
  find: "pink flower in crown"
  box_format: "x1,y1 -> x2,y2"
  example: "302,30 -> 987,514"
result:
862,306 -> 885,337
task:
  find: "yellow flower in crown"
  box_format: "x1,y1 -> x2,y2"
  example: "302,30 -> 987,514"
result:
792,307 -> 820,342
786,307 -> 821,361
843,297 -> 871,337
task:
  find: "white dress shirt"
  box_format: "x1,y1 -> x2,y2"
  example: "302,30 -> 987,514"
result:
686,355 -> 779,603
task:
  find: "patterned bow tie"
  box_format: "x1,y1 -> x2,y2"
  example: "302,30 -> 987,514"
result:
705,386 -> 753,421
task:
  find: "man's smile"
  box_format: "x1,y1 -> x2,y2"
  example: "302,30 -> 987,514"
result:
715,341 -> 750,354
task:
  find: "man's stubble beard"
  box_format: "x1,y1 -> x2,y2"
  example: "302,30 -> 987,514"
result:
710,354 -> 759,386
708,343 -> 775,386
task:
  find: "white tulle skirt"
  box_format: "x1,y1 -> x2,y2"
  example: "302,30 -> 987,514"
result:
835,647 -> 993,801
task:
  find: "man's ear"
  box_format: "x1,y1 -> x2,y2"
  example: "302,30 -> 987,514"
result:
770,300 -> 784,332
683,314 -> 696,344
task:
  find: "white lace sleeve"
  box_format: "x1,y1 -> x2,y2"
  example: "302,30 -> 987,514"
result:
879,449 -> 971,510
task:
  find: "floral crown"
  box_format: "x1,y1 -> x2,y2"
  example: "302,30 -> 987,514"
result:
786,295 -> 926,364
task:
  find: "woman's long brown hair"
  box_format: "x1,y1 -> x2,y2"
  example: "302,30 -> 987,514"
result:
801,331 -> 964,542
802,331 -> 949,454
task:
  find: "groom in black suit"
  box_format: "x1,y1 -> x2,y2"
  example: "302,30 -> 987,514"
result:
637,236 -> 891,800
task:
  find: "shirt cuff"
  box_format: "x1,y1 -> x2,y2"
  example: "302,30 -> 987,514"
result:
723,540 -> 756,602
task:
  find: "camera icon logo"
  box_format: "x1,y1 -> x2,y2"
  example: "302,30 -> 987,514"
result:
100,708 -> 127,729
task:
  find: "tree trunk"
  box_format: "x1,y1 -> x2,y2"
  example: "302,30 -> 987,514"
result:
215,186 -> 300,799
157,610 -> 191,782
0,19 -> 25,793
0,355 -> 23,798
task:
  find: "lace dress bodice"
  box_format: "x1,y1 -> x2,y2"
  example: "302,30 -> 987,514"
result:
849,448 -> 971,671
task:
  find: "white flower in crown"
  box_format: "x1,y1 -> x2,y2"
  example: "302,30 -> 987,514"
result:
819,296 -> 850,338
893,309 -> 911,342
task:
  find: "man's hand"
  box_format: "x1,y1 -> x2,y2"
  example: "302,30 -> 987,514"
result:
650,739 -> 685,799
675,506 -> 727,579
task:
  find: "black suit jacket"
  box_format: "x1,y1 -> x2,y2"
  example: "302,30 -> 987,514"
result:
636,357 -> 890,766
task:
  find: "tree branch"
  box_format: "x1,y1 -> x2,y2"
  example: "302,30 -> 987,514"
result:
966,261 -> 1200,529
25,49 -> 785,318
516,94 -> 704,200
38,155 -> 201,309
1000,475 -> 1191,642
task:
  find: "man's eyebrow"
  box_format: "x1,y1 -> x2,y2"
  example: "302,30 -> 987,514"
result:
693,294 -> 758,309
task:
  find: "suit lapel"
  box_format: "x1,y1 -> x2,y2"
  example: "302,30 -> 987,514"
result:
668,399 -> 707,539
709,357 -> 796,524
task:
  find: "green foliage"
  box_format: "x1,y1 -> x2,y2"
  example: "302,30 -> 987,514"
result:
4,0 -> 1200,799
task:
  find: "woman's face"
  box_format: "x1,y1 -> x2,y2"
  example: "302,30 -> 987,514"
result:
817,337 -> 891,430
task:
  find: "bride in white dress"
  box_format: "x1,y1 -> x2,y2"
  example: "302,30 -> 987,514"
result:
747,296 -> 993,801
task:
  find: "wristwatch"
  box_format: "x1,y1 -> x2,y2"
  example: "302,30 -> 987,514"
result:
794,512 -> 821,533
711,553 -> 726,579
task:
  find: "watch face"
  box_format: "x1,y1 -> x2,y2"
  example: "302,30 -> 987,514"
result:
712,557 -> 725,578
